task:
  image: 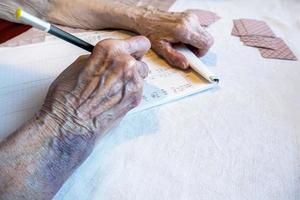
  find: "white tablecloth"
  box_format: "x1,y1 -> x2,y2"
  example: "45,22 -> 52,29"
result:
54,0 -> 300,199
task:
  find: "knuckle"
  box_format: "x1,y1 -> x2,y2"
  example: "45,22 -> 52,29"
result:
175,13 -> 198,38
97,39 -> 114,48
77,55 -> 86,60
133,94 -> 142,105
118,54 -> 136,68
138,61 -> 149,78
129,90 -> 143,108
48,81 -> 58,92
133,76 -> 144,92
113,55 -> 137,80
141,61 -> 149,72
181,12 -> 197,27
134,77 -> 143,89
176,18 -> 187,30
185,12 -> 197,21
94,39 -> 118,54
136,81 -> 143,91
202,32 -> 214,49
75,55 -> 89,63
207,36 -> 214,48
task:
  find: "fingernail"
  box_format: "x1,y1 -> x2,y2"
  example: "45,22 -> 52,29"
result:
138,62 -> 149,78
134,36 -> 151,49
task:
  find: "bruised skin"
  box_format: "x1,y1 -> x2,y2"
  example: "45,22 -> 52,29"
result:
0,0 -> 213,69
0,36 -> 151,199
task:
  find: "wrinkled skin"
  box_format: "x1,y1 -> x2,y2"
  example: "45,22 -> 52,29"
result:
0,36 -> 151,199
135,8 -> 214,69
0,0 -> 214,199
1,0 -> 214,69
43,36 -> 150,136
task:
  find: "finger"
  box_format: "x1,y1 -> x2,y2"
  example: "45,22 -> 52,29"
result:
90,57 -> 144,118
173,13 -> 213,55
136,61 -> 149,79
178,28 -> 213,54
93,88 -> 143,132
92,36 -> 151,60
77,56 -> 129,118
124,36 -> 151,60
186,44 -> 208,57
151,39 -> 189,69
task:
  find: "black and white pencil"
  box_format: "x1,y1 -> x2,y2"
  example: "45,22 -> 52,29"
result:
16,7 -> 94,52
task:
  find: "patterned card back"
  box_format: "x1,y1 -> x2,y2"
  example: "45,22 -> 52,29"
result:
240,36 -> 278,49
258,38 -> 297,60
196,9 -> 221,27
233,19 -> 276,37
231,25 -> 239,36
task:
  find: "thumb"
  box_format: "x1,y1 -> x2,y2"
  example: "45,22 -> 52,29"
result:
124,36 -> 151,60
150,38 -> 189,70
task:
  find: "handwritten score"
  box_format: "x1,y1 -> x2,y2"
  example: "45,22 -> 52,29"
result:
0,31 -> 216,140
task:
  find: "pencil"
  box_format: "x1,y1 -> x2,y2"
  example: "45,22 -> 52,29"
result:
16,7 -> 94,52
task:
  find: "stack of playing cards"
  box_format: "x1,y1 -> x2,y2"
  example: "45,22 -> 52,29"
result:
232,19 -> 297,61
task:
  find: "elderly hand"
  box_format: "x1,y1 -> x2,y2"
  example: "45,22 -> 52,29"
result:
46,1 -> 214,70
42,36 -> 150,139
0,36 -> 150,199
135,9 -> 214,69
2,0 -> 213,70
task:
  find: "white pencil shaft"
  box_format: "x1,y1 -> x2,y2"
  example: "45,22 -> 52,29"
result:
19,10 -> 50,32
175,45 -> 219,83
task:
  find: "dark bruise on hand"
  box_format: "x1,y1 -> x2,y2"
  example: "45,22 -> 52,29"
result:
38,130 -> 95,196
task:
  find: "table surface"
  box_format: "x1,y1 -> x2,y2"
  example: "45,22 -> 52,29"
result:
53,1 -> 300,199
2,0 -> 300,199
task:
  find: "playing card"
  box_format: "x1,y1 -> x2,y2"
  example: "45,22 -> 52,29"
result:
233,19 -> 248,36
242,19 -> 276,37
258,38 -> 297,60
233,19 -> 276,37
193,9 -> 221,27
231,18 -> 296,61
231,25 -> 239,36
240,36 -> 278,49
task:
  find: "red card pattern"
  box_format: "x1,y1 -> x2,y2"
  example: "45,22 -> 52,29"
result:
232,18 -> 297,61
233,20 -> 247,36
240,36 -> 278,49
231,25 -> 239,36
197,9 -> 221,27
241,19 -> 276,37
233,19 -> 275,37
259,38 -> 297,61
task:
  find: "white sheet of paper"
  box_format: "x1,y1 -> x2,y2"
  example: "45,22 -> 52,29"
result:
0,31 -> 216,140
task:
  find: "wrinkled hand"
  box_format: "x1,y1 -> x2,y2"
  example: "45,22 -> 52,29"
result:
41,36 -> 150,139
136,9 -> 214,69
